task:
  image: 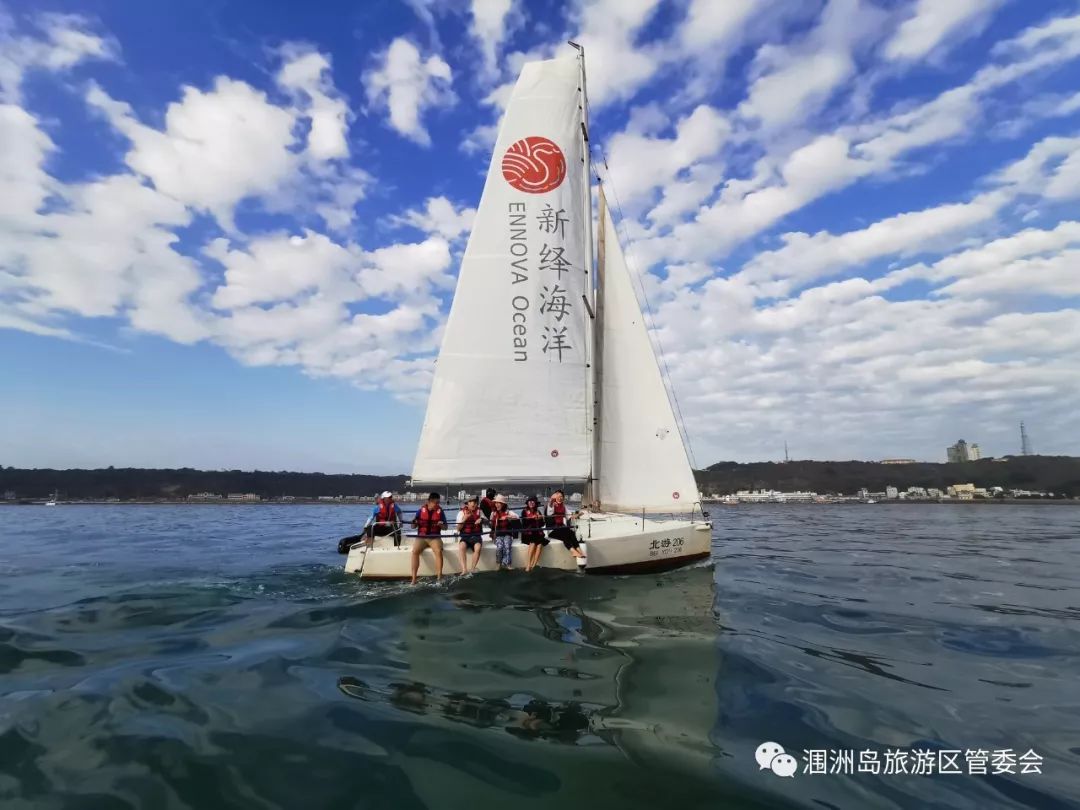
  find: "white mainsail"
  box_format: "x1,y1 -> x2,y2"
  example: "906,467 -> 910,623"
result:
596,192 -> 699,512
412,56 -> 591,485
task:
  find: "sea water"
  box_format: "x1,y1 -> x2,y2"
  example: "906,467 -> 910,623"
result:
1,504 -> 1078,809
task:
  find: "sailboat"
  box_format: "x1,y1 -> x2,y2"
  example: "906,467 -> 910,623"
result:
345,45 -> 711,579
45,490 -> 58,506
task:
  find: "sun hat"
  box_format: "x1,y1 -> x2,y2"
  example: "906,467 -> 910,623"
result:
494,494 -> 508,505
380,491 -> 393,498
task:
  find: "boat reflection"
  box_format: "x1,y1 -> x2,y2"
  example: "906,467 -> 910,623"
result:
338,676 -> 599,744
338,565 -> 720,775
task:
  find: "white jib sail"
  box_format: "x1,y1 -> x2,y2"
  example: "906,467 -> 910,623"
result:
597,194 -> 699,512
412,56 -> 591,485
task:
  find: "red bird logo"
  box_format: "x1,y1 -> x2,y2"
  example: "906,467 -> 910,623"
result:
502,136 -> 566,194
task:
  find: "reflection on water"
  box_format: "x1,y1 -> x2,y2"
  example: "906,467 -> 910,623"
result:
1,504 -> 1079,808
338,677 -> 597,744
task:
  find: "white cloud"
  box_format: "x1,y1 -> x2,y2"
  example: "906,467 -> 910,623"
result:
884,0 -> 1005,62
740,194 -> 1005,294
392,195 -> 476,240
678,0 -> 760,54
356,237 -> 454,298
363,37 -> 454,146
0,12 -> 116,102
470,0 -> 517,77
208,231 -> 356,310
87,44 -> 367,231
87,78 -> 298,228
0,103 -> 54,224
572,0 -> 664,106
277,45 -> 350,161
737,0 -> 885,130
1,172 -> 206,342
605,104 -> 729,208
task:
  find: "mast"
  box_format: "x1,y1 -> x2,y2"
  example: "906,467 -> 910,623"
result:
569,40 -> 600,506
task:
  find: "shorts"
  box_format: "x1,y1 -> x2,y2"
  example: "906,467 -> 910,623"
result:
412,536 -> 443,552
522,531 -> 548,546
459,535 -> 483,550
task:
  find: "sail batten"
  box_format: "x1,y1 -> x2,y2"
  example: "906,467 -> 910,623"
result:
412,57 -> 591,484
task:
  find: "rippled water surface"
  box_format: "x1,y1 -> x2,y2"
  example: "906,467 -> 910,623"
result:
2,504 -> 1079,809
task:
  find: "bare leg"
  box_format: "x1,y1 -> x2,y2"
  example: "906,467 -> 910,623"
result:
410,542 -> 422,585
470,542 -> 482,572
458,541 -> 467,573
432,542 -> 444,581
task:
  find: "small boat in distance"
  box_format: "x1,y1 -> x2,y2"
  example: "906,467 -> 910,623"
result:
45,491 -> 58,506
344,44 -> 711,579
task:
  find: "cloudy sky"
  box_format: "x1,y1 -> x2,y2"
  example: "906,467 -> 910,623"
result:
2,0 -> 1079,473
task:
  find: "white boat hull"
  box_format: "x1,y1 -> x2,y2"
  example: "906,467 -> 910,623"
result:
344,513 -> 712,579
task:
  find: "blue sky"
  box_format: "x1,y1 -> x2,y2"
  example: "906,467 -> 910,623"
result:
2,0 -> 1079,472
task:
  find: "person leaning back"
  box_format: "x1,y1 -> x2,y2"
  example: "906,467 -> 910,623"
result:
547,489 -> 584,559
365,491 -> 402,549
410,492 -> 446,585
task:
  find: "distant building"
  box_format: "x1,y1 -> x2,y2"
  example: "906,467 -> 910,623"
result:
188,492 -> 222,501
881,459 -> 916,465
457,489 -> 469,501
947,483 -> 976,500
885,486 -> 899,499
904,487 -> 928,499
927,488 -> 943,499
946,440 -> 981,463
227,493 -> 259,501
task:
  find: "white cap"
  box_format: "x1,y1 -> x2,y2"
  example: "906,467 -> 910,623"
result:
494,494 -> 508,504
380,491 -> 393,499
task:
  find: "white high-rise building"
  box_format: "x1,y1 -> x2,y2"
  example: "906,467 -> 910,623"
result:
946,439 -> 980,463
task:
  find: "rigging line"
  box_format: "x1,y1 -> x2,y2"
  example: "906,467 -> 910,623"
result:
591,142 -> 700,471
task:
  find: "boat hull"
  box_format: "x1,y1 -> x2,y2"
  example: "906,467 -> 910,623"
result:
344,513 -> 712,579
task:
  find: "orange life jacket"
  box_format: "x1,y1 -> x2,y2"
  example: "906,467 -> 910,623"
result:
522,507 -> 544,528
491,508 -> 513,533
549,500 -> 567,526
377,500 -> 398,524
416,505 -> 445,536
459,509 -> 484,536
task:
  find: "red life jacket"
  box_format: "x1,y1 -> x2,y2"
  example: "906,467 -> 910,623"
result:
522,507 -> 543,528
377,500 -> 398,524
491,508 -> 513,533
416,505 -> 445,536
459,509 -> 484,536
549,500 -> 567,526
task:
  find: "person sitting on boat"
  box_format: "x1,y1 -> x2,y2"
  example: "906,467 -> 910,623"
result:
479,488 -> 497,520
456,495 -> 486,574
365,491 -> 402,548
547,490 -> 583,558
409,492 -> 447,584
488,494 -> 519,571
521,495 -> 548,572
